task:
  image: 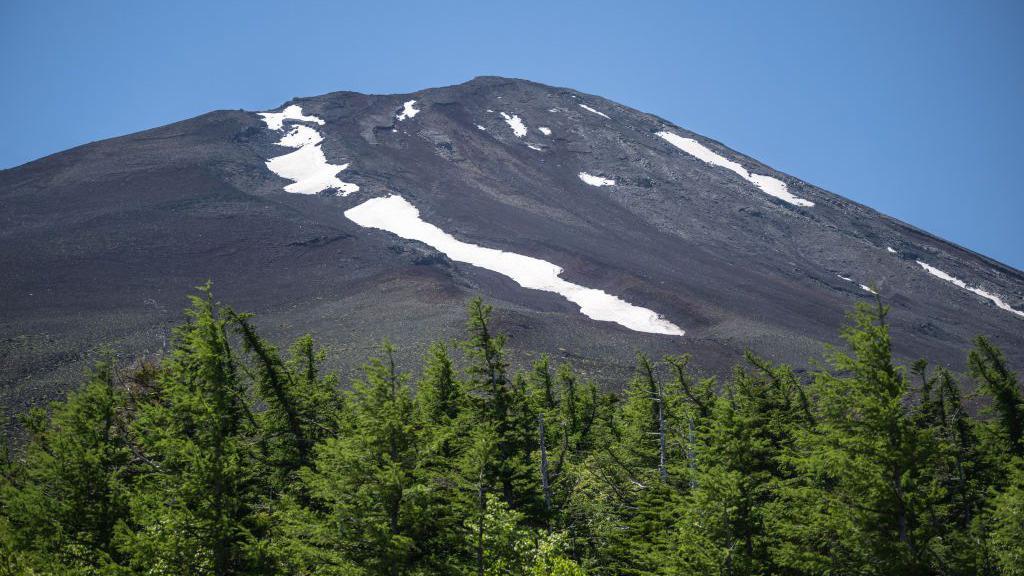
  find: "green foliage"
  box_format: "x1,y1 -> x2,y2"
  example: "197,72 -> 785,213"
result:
989,459 -> 1024,576
970,335 -> 1024,457
2,290 -> 1022,575
120,288 -> 270,575
0,355 -> 132,574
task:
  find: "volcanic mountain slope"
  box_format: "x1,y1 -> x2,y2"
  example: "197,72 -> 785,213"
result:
2,76 -> 1022,415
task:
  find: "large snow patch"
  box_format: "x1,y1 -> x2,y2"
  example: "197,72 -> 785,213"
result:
345,195 -> 685,336
260,105 -> 359,196
500,112 -> 528,137
396,100 -> 420,121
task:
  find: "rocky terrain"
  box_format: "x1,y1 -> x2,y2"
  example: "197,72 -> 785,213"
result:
2,76 -> 1022,417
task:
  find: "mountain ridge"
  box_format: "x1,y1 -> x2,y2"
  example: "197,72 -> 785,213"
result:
1,76 -> 1021,418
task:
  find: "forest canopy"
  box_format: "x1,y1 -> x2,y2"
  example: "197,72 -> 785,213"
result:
2,287 -> 1023,576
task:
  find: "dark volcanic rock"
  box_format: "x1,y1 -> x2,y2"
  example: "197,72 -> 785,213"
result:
2,76 -> 1022,416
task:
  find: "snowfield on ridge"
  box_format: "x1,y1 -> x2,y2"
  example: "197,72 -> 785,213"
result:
344,195 -> 685,336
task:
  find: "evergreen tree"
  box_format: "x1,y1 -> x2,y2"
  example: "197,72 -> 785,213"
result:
988,458 -> 1024,576
674,353 -> 807,575
122,287 -> 269,575
461,298 -> 541,518
296,342 -> 425,575
573,353 -> 684,575
0,356 -> 132,574
418,341 -> 463,424
769,301 -> 944,575
969,336 -> 1024,457
231,315 -> 343,489
415,341 -> 473,574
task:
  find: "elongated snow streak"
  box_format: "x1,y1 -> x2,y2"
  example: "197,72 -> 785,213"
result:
917,261 -> 1024,318
579,104 -> 610,119
396,99 -> 419,121
528,144 -> 543,151
837,274 -> 876,294
538,126 -> 552,135
345,195 -> 685,336
887,246 -> 898,254
500,112 -> 528,137
260,105 -> 359,196
579,172 -> 615,187
656,131 -> 814,208
476,124 -> 486,131
258,105 -> 324,130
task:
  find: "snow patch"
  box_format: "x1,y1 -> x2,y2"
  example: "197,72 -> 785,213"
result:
344,195 -> 684,336
837,274 -> 876,295
277,125 -> 323,148
261,105 -> 359,196
579,172 -> 615,187
548,108 -> 559,113
500,112 -> 528,137
917,261 -> 1024,318
476,124 -> 486,131
579,104 -> 610,119
396,99 -> 420,121
538,126 -> 552,136
656,131 -> 814,208
527,144 -> 543,151
266,145 -> 359,196
887,246 -> 898,254
258,105 -> 324,131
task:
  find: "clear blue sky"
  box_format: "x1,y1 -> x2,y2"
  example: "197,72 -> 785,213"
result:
2,0 -> 1021,269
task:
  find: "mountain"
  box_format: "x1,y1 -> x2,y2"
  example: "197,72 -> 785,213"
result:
2,76 -> 1022,416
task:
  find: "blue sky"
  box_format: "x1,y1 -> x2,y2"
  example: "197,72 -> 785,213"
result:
2,0 -> 1021,269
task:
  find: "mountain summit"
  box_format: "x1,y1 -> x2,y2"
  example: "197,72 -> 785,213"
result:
2,76 -> 1021,413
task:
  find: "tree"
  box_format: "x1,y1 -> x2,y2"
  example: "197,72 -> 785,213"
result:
988,458 -> 1024,576
122,288 -> 268,575
673,353 -> 808,575
461,298 -> 541,518
231,315 -> 343,489
969,336 -> 1024,457
418,341 -> 463,424
769,301 -> 943,575
0,356 -> 132,574
296,342 -> 425,575
415,341 -> 474,574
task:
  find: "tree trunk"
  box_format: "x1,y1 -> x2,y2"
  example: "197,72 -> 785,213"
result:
538,414 -> 552,518
477,473 -> 486,576
657,384 -> 668,481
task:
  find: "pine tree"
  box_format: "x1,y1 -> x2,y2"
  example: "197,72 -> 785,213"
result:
230,314 -> 343,489
418,341 -> 463,424
673,354 -> 808,575
297,342 -> 424,575
575,353 -> 685,575
0,356 -> 132,574
969,336 -> 1024,457
5,289 -> 1024,575
988,458 -> 1024,576
122,288 -> 269,575
461,298 -> 541,518
415,341 -> 474,574
768,301 -> 943,575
